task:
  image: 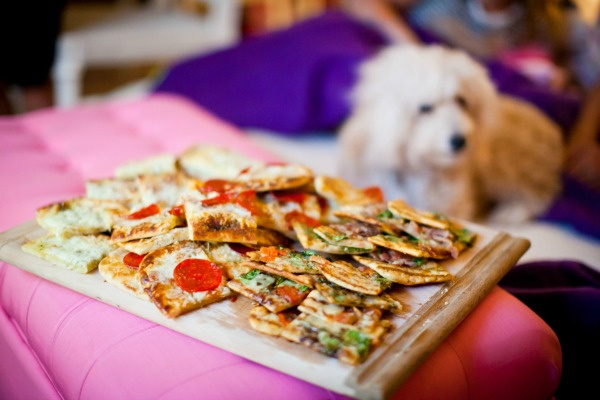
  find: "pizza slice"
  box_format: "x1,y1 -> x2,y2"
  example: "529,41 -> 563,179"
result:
178,145 -> 262,180
234,163 -> 313,192
368,234 -> 452,260
36,197 -> 129,237
353,255 -> 453,286
203,242 -> 255,279
297,290 -> 390,345
139,241 -> 232,318
115,153 -> 177,179
85,176 -> 141,208
135,172 -> 194,209
118,227 -> 190,255
248,306 -> 300,337
110,203 -> 183,243
246,246 -> 321,275
98,248 -> 148,299
227,268 -> 311,313
313,277 -> 403,314
309,255 -> 392,295
22,233 -> 116,273
280,312 -> 376,365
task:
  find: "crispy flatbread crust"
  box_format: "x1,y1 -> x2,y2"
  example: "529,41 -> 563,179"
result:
136,172 -> 193,208
110,211 -> 181,243
99,248 -> 148,299
368,234 -> 449,259
309,256 -> 391,295
36,197 -> 128,237
235,164 -> 313,192
22,233 -> 116,273
115,153 -> 177,178
118,227 -> 190,254
387,199 -> 449,229
353,255 -> 453,286
248,306 -> 298,337
314,278 -> 403,313
178,145 -> 260,179
139,241 -> 232,318
243,261 -> 315,287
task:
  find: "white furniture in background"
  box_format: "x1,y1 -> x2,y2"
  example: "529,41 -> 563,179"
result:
52,0 -> 241,107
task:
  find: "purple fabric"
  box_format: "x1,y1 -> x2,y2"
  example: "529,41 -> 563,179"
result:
154,11 -> 386,133
500,261 -> 600,399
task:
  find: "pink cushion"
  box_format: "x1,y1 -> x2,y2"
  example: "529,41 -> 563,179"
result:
0,94 -> 561,399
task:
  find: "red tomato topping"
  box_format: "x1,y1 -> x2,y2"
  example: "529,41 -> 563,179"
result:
201,190 -> 258,215
123,252 -> 146,269
259,246 -> 288,262
316,195 -> 329,213
228,243 -> 254,256
272,191 -> 306,204
238,166 -> 251,175
333,311 -> 358,325
168,204 -> 185,218
173,259 -> 222,292
285,211 -> 321,228
199,179 -> 236,194
234,190 -> 259,215
126,204 -> 160,220
277,312 -> 293,326
363,186 -> 384,203
275,285 -> 305,304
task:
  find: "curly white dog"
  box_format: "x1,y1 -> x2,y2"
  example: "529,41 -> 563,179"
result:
338,44 -> 564,223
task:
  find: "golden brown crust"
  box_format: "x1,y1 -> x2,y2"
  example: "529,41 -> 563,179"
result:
139,241 -> 232,318
110,212 -> 181,243
309,256 -> 390,295
353,255 -> 453,286
98,248 -> 148,299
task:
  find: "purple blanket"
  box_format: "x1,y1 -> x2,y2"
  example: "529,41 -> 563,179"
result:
153,11 -> 599,240
500,261 -> 600,399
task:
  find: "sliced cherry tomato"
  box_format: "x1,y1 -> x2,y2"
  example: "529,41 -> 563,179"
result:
201,190 -> 258,215
285,211 -> 321,228
363,186 -> 384,203
275,285 -> 305,304
277,312 -> 294,326
201,192 -> 235,206
123,252 -> 146,269
272,191 -> 306,204
333,311 -> 358,325
168,204 -> 185,218
199,179 -> 236,194
234,190 -> 259,215
228,243 -> 254,256
259,246 -> 288,262
238,166 -> 251,175
316,195 -> 329,213
173,258 -> 222,292
126,204 -> 160,220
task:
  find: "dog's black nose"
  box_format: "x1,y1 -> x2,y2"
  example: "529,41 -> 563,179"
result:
450,134 -> 466,152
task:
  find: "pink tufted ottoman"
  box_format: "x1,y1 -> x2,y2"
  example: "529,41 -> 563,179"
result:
0,94 -> 561,399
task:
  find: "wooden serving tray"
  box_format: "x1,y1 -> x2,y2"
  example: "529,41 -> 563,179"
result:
0,219 -> 529,399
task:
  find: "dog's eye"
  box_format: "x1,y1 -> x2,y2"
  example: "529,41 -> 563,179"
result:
455,95 -> 468,109
419,104 -> 434,114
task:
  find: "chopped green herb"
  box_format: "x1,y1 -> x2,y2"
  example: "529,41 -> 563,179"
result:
299,285 -> 309,292
332,234 -> 348,242
377,210 -> 393,219
240,269 -> 260,280
451,227 -> 476,246
274,275 -> 286,287
343,330 -> 371,357
318,330 -> 341,355
413,257 -> 425,267
300,250 -> 315,258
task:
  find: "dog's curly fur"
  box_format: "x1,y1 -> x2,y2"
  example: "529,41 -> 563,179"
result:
338,44 -> 564,223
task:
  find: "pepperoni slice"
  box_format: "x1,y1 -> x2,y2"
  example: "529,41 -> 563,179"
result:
363,186 -> 384,203
272,191 -> 306,204
126,204 -> 160,220
173,259 -> 222,292
123,252 -> 145,269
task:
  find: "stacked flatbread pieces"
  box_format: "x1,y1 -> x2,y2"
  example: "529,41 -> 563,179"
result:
22,144 -> 477,365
